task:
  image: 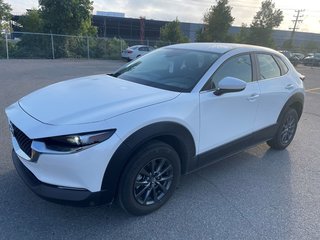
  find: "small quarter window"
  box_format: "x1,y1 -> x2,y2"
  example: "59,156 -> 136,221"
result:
275,56 -> 289,75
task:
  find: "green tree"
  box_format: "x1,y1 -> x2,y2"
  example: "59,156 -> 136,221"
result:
197,0 -> 234,42
38,0 -> 97,58
282,39 -> 294,50
0,1 -> 12,58
235,24 -> 249,43
39,0 -> 96,36
14,10 -> 51,58
302,41 -> 319,54
18,9 -> 43,32
0,0 -> 12,33
159,18 -> 188,44
248,0 -> 283,47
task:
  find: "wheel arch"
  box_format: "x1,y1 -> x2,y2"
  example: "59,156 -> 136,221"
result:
277,92 -> 304,123
100,121 -> 196,198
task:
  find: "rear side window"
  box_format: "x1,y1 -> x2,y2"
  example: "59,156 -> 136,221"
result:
257,54 -> 281,79
274,56 -> 289,75
138,47 -> 148,51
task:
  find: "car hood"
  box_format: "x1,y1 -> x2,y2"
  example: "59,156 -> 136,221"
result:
18,74 -> 180,125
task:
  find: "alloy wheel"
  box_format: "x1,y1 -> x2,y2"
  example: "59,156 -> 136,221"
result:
280,113 -> 297,145
134,158 -> 173,206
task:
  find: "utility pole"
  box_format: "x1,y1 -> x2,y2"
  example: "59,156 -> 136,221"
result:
140,16 -> 145,44
290,9 -> 304,41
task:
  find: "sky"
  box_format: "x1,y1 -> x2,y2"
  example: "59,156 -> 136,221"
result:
6,0 -> 320,33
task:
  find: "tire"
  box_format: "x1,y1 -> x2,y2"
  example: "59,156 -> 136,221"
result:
267,108 -> 299,150
118,140 -> 181,216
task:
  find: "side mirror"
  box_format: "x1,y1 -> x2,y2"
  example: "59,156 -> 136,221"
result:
214,77 -> 247,96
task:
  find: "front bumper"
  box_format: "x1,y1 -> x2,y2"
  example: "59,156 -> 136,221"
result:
12,150 -> 113,206
6,101 -> 124,205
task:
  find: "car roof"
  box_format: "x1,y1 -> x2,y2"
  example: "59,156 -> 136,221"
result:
129,45 -> 149,48
166,43 -> 278,55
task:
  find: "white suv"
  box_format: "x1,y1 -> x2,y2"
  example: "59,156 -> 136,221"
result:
6,43 -> 304,215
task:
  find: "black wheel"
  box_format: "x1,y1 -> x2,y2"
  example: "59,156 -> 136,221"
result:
118,140 -> 181,215
267,108 -> 298,150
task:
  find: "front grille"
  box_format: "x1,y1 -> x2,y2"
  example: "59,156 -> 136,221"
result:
12,124 -> 32,158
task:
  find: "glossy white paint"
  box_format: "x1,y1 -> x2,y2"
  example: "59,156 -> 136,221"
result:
121,45 -> 154,60
6,43 -> 305,193
199,82 -> 260,153
254,55 -> 302,130
218,77 -> 247,90
12,130 -> 123,192
19,75 -> 179,125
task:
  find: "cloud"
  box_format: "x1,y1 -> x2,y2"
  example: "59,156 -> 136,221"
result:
93,0 -> 209,23
6,0 -> 38,14
6,0 -> 320,33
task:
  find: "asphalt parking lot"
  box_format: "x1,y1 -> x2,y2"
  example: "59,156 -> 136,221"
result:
0,59 -> 320,240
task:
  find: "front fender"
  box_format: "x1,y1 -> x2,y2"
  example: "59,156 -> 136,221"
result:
100,121 -> 196,199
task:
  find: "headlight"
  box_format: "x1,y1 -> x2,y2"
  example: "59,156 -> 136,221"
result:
43,130 -> 116,152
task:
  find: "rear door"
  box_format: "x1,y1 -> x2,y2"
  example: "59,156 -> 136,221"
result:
254,53 -> 293,130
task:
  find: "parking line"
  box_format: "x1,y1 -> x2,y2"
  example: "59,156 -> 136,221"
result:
305,87 -> 320,93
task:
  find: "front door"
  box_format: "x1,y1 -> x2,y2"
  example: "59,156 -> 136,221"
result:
199,54 -> 260,156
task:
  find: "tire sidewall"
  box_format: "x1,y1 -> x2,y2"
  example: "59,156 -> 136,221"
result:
276,108 -> 299,149
118,141 -> 181,215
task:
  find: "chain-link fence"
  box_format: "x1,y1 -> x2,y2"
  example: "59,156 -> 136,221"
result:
0,32 -> 174,60
1,31 -> 320,61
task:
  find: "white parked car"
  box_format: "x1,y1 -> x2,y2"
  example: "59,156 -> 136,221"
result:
6,43 -> 305,215
121,45 -> 154,61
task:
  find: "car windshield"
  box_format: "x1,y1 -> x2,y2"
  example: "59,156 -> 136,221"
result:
113,48 -> 221,92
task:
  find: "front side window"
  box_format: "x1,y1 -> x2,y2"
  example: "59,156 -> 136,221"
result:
113,48 -> 221,92
207,54 -> 252,90
257,54 -> 281,79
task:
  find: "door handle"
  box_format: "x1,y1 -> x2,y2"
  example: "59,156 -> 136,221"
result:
285,84 -> 294,90
247,93 -> 260,102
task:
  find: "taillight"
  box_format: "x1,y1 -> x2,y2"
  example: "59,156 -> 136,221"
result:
127,50 -> 133,54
